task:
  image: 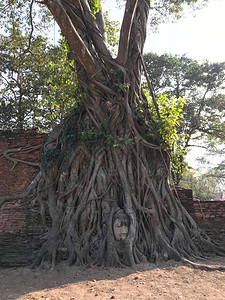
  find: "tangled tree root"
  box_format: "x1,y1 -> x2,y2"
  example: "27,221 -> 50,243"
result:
1,112 -> 224,269
15,123 -> 222,269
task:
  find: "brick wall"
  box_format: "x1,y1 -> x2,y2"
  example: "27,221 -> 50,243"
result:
176,187 -> 225,244
0,129 -> 46,199
0,130 -> 47,266
193,200 -> 225,244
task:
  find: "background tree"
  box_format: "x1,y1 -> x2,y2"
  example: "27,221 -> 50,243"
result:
0,25 -> 79,129
1,0 -> 223,268
180,169 -> 223,200
189,146 -> 225,198
209,161 -> 225,186
144,53 -> 225,184
36,38 -> 81,129
0,25 -> 48,129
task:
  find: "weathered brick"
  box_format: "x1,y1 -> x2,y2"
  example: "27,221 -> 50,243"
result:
175,188 -> 225,245
0,129 -> 47,266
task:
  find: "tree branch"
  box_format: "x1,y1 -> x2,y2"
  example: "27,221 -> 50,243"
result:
126,0 -> 150,85
27,0 -> 35,52
46,0 -> 98,75
0,172 -> 42,207
79,0 -> 112,60
139,53 -> 160,118
198,127 -> 224,137
116,0 -> 139,65
0,193 -> 26,207
3,147 -> 41,169
95,0 -> 107,43
187,144 -> 209,149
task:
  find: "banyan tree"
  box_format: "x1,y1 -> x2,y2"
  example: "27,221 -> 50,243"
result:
5,0 -> 224,267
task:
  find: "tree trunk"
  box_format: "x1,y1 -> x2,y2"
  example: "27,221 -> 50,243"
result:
28,0 -> 223,268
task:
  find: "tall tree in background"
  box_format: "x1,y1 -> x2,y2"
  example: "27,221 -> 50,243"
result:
180,169 -> 222,201
144,53 -> 225,184
1,0 -> 223,268
0,25 -> 79,129
0,25 -> 47,129
195,146 -> 225,195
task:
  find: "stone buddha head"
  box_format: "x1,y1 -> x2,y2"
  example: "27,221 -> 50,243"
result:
113,209 -> 130,241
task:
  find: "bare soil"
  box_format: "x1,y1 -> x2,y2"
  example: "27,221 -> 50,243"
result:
1,256 -> 225,300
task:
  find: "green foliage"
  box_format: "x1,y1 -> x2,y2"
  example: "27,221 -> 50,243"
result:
88,0 -> 100,15
38,38 -> 81,129
171,146 -> 188,185
0,25 -> 50,129
144,53 -> 225,147
149,0 -> 208,30
154,94 -> 185,148
0,25 -> 80,129
51,110 -> 137,171
209,160 -> 225,184
145,91 -> 185,149
0,0 -> 52,37
62,114 -> 136,151
196,146 -> 225,185
41,148 -> 60,170
104,12 -> 120,56
180,169 -> 223,201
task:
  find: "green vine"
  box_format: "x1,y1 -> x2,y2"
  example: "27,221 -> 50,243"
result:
171,145 -> 188,184
63,119 -> 135,150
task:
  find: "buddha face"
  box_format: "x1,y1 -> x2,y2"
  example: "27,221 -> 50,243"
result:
113,212 -> 130,241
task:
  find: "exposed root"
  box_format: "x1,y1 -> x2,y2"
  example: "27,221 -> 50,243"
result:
27,123 -> 224,268
2,144 -> 43,170
0,172 -> 42,207
1,98 -> 224,269
1,116 -> 224,269
182,258 -> 225,272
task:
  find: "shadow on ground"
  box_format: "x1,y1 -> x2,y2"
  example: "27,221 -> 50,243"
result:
1,256 -> 225,300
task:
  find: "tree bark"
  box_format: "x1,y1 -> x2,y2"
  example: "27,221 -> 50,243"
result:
26,0 -> 224,268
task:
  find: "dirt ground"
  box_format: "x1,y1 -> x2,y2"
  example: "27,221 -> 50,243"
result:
1,256 -> 225,300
